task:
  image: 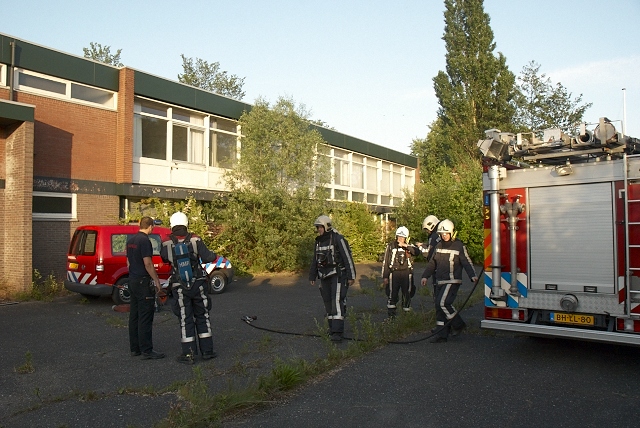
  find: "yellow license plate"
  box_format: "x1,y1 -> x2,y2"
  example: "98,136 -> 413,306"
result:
550,312 -> 594,326
68,262 -> 78,269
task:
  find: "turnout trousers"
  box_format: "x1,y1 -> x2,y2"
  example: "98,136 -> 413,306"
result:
128,276 -> 156,354
171,280 -> 214,356
433,282 -> 465,339
385,269 -> 415,317
318,274 -> 348,335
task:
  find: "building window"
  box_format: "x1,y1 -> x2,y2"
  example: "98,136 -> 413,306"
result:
0,64 -> 6,87
32,191 -> 77,221
333,149 -> 349,186
210,116 -> 238,168
351,154 -> 364,189
15,69 -> 116,109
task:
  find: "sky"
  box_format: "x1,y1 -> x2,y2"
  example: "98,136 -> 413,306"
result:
3,0 -> 639,155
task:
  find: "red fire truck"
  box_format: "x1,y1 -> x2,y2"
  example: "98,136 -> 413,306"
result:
478,118 -> 640,345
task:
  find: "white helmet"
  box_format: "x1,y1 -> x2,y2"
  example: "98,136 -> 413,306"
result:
437,219 -> 454,235
314,215 -> 332,231
395,226 -> 409,238
422,215 -> 439,233
170,212 -> 189,228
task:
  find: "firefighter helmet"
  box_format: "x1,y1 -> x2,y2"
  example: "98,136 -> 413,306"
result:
395,226 -> 409,238
170,212 -> 189,228
422,215 -> 439,233
437,219 -> 454,235
314,215 -> 332,231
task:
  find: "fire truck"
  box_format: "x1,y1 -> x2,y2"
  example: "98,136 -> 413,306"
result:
478,118 -> 640,345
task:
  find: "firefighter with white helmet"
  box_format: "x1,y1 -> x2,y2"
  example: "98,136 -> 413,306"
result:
161,211 -> 219,363
417,215 -> 441,261
421,219 -> 477,343
382,226 -> 421,318
309,215 -> 356,342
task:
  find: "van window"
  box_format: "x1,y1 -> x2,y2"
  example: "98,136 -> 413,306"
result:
111,234 -> 130,256
69,230 -> 82,255
81,231 -> 97,256
111,233 -> 163,256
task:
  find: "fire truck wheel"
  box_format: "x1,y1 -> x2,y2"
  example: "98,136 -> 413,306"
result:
209,272 -> 227,294
112,277 -> 131,305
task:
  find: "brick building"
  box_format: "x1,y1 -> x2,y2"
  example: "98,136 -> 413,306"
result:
0,33 -> 418,295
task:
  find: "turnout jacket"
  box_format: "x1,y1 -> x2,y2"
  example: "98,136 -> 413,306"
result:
309,230 -> 356,282
160,233 -> 217,284
421,239 -> 476,285
381,240 -> 420,279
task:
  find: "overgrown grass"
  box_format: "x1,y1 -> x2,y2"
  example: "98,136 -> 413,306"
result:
14,351 -> 35,374
13,270 -> 67,302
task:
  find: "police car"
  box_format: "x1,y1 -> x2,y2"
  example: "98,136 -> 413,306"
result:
64,225 -> 233,304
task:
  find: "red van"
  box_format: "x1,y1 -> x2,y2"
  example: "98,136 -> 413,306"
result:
64,225 -> 233,304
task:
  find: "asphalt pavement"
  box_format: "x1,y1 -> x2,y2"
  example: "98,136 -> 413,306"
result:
2,263 -> 639,428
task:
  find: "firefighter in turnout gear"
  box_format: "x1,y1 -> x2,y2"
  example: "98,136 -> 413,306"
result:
417,215 -> 441,261
161,212 -> 218,364
421,219 -> 477,343
309,215 -> 356,342
382,226 -> 421,317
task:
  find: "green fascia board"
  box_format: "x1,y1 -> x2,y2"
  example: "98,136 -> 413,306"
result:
134,70 -> 252,120
0,100 -> 35,123
315,126 -> 417,168
0,33 -> 119,91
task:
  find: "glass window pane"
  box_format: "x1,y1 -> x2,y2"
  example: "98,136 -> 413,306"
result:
351,163 -> 364,189
367,194 -> 378,204
141,100 -> 167,117
334,189 -> 348,201
213,132 -> 236,168
381,195 -> 391,205
141,116 -> 167,159
172,108 -> 191,123
71,83 -> 114,107
82,231 -> 97,256
366,166 -> 377,192
173,125 -> 188,161
381,170 -> 390,193
212,117 -> 238,133
111,234 -> 128,256
352,154 -> 363,163
33,195 -> 71,213
393,172 -> 402,195
191,129 -> 204,164
352,192 -> 364,202
19,72 -> 66,94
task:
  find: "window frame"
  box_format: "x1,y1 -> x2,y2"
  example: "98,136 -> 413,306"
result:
32,191 -> 77,221
15,68 -> 117,110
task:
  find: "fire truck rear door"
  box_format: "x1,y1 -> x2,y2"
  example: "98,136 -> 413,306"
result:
529,182 -> 615,293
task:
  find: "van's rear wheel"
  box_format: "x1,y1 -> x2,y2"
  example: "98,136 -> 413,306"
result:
209,272 -> 227,294
113,277 -> 131,305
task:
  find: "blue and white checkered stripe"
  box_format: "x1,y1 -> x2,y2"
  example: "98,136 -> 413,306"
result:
66,271 -> 97,285
484,271 -> 527,308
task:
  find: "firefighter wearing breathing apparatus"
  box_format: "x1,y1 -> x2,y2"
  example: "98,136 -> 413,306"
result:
382,226 -> 421,318
309,215 -> 356,342
421,219 -> 477,343
160,212 -> 218,364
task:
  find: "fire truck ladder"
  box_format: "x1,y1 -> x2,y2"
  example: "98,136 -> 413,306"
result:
624,153 -> 640,311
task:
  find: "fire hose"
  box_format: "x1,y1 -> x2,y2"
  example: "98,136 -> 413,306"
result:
241,267 -> 485,345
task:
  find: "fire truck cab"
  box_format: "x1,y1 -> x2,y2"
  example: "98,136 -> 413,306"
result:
478,118 -> 640,345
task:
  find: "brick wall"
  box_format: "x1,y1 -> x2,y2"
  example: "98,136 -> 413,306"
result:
13,93 -> 119,183
1,121 -> 33,296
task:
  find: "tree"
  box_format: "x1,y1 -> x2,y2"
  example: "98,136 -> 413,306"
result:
431,0 -> 517,163
514,61 -> 592,133
210,96 -> 331,272
178,55 -> 246,100
82,42 -> 123,67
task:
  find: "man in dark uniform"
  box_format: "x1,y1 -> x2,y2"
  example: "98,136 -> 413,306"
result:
382,226 -> 421,318
126,216 -> 165,359
161,212 -> 218,364
309,215 -> 356,342
421,219 -> 477,343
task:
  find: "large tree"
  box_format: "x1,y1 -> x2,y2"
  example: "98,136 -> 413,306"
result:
178,55 -> 246,100
431,0 -> 517,163
210,97 -> 330,272
514,61 -> 592,133
82,42 -> 123,67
